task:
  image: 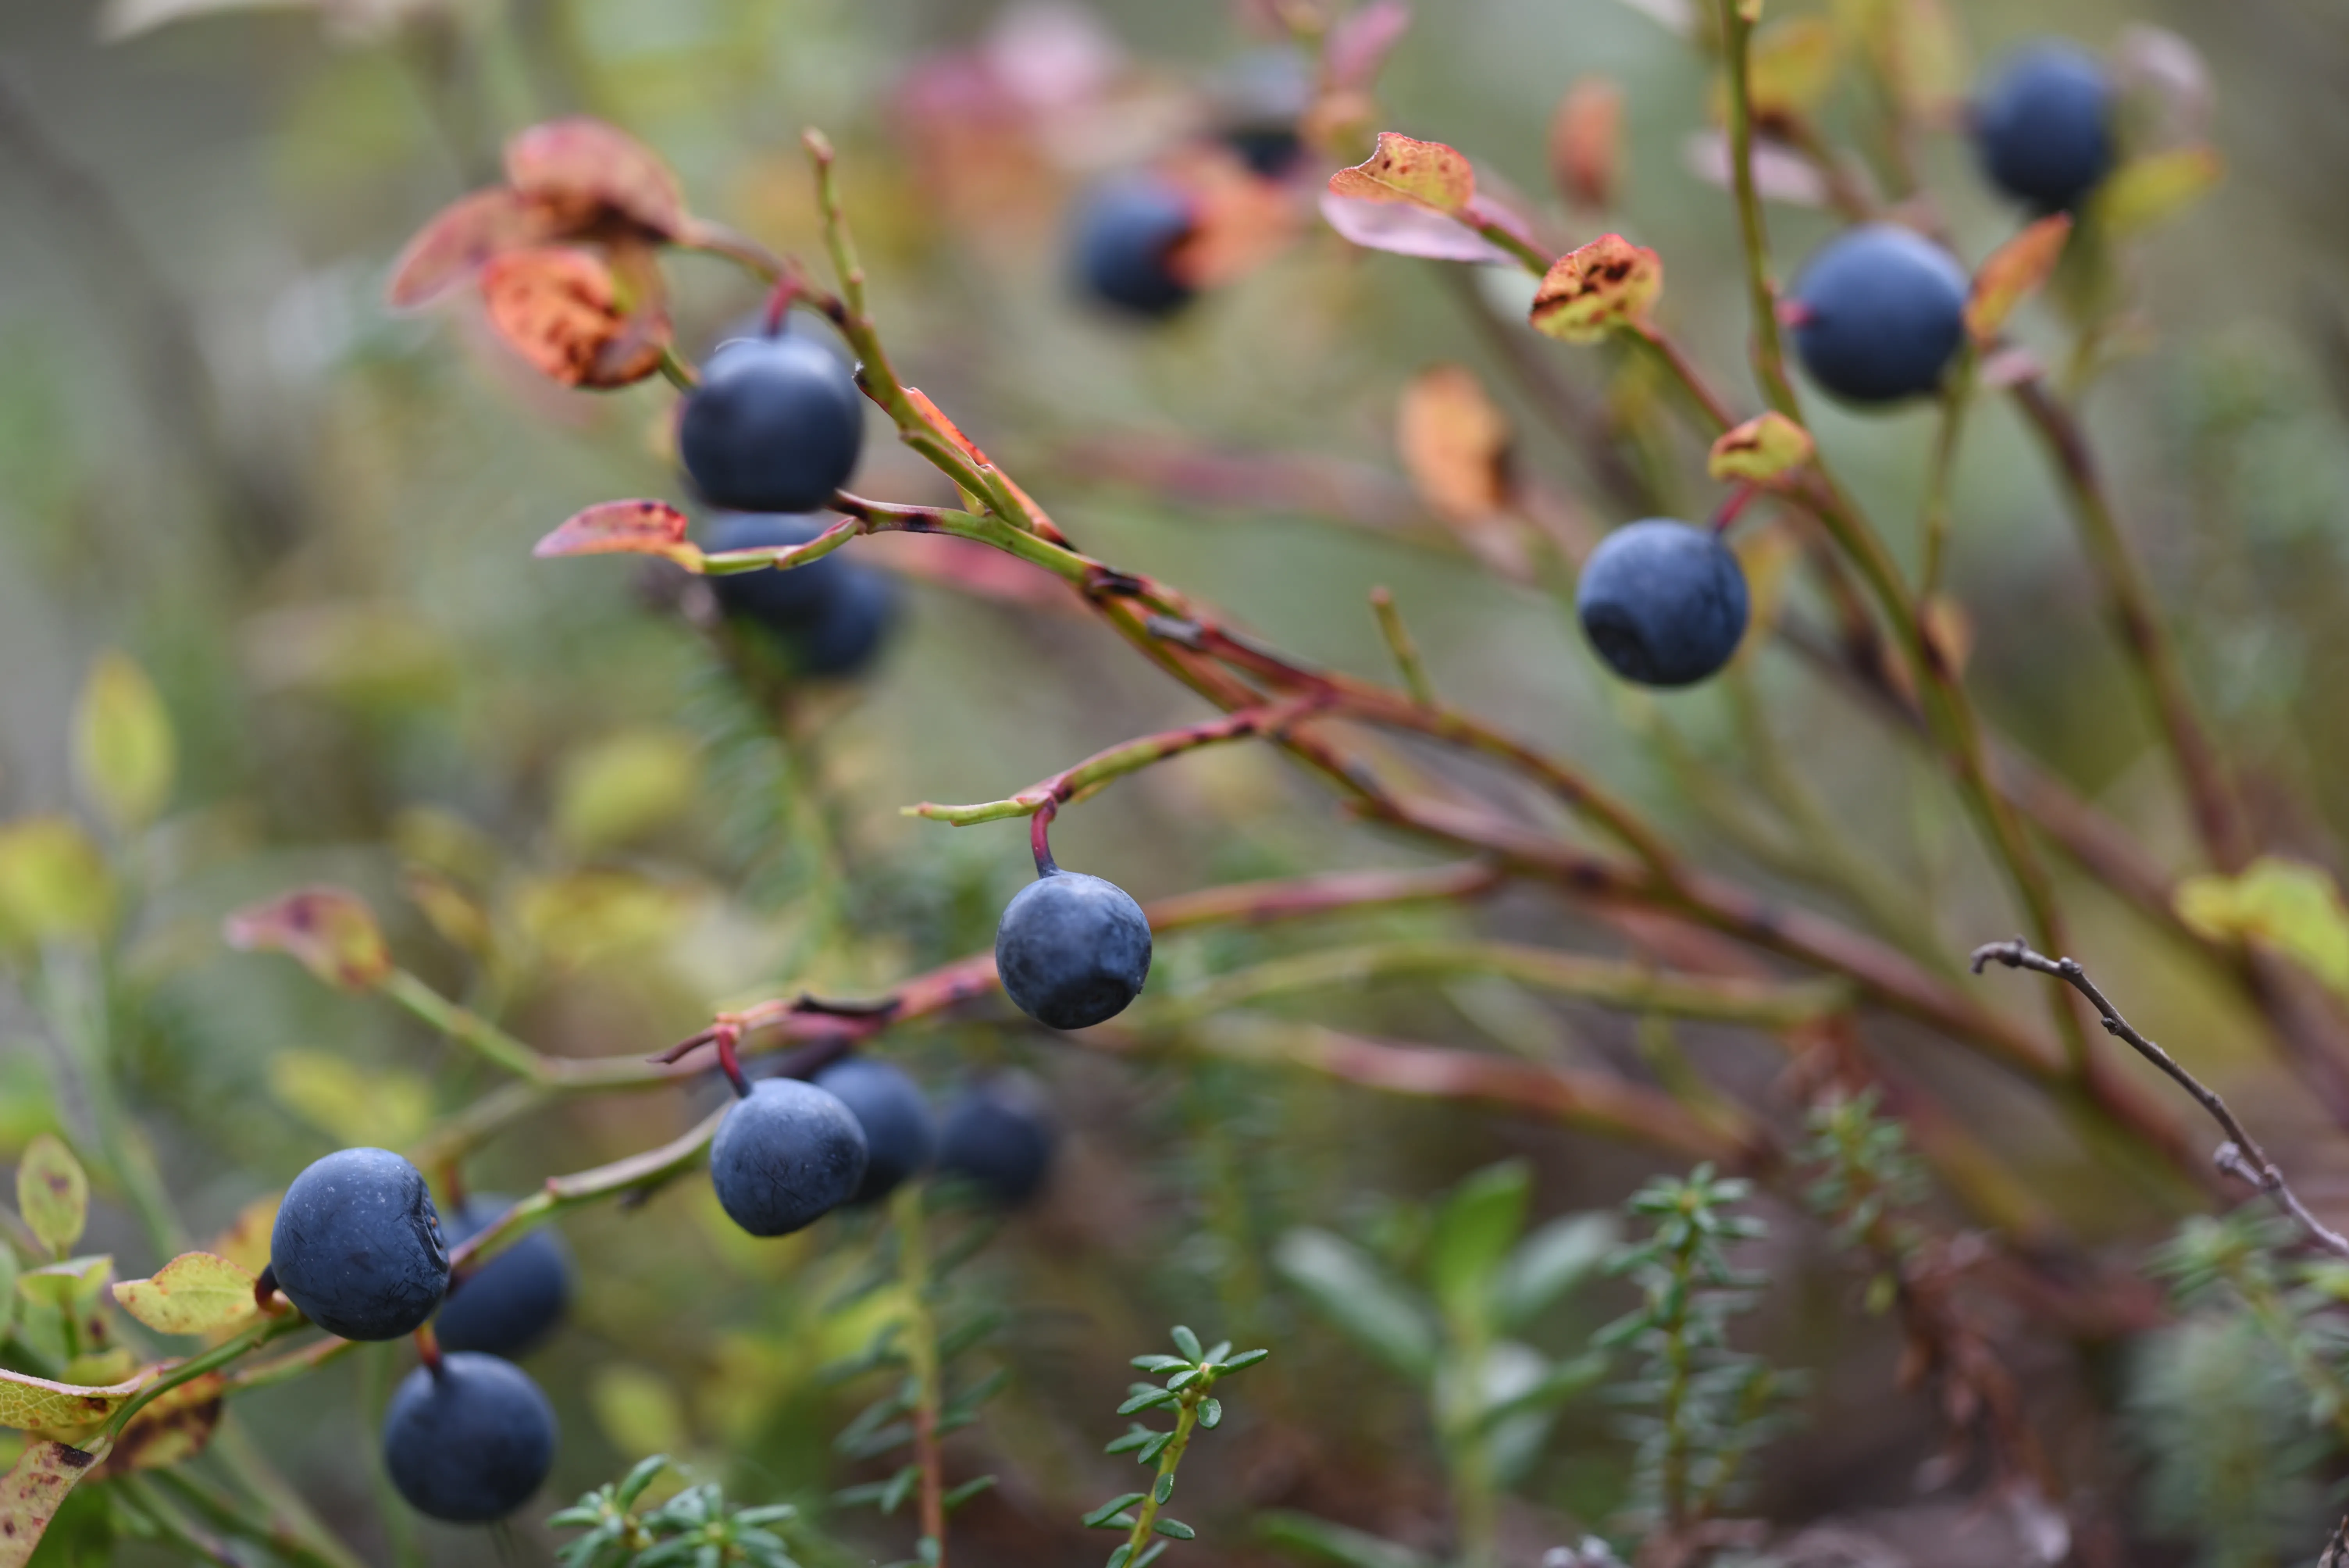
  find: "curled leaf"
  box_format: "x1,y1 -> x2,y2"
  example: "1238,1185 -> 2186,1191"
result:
1966,214 -> 2073,342
1549,77 -> 1624,210
112,1253 -> 259,1337
1706,412 -> 1814,486
223,886 -> 392,991
1528,234 -> 1662,343
16,1136 -> 88,1260
503,116 -> 689,237
387,188 -> 564,310
1318,190 -> 1517,264
480,246 -> 668,389
533,500 -> 701,565
1327,132 -> 1476,214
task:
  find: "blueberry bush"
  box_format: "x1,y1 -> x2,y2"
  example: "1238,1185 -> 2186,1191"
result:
4,1 -> 2349,1565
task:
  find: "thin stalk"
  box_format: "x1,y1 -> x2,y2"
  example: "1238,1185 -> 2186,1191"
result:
1119,1390 -> 1204,1563
1369,587 -> 1437,705
148,1464 -> 366,1568
1917,349 -> 1976,601
892,1184 -> 948,1566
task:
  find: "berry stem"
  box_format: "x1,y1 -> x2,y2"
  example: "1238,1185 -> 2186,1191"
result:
1710,483 -> 1760,536
1368,588 -> 1436,705
891,1183 -> 950,1567
1030,803 -> 1060,878
413,1324 -> 444,1377
713,1023 -> 753,1098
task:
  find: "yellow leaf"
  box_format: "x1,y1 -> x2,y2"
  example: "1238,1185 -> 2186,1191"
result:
1326,132 -> 1476,213
223,887 -> 392,991
2094,145 -> 2223,235
513,871 -> 692,971
1706,412 -> 1815,485
207,1194 -> 279,1279
15,1136 -> 87,1259
2175,857 -> 2349,993
55,1351 -> 134,1388
71,654 -> 175,834
267,1052 -> 433,1150
1966,214 -> 2073,342
0,1367 -> 142,1433
555,729 -> 703,855
0,1438 -> 103,1566
112,1252 -> 258,1336
0,819 -> 114,948
1529,235 -> 1663,343
590,1363 -> 690,1458
1744,17 -> 1843,121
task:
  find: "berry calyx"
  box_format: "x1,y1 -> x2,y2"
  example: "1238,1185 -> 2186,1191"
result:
708,1077 -> 870,1237
994,868 -> 1153,1030
1973,42 -> 2115,214
381,1351 -> 557,1522
679,332 -> 864,514
1787,224 -> 1969,405
269,1147 -> 451,1342
1575,519 -> 1750,688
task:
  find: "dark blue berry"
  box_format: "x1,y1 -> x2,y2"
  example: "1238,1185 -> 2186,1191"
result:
702,513 -> 898,679
1576,520 -> 1750,688
708,1077 -> 869,1237
1788,225 -> 1969,404
1070,176 -> 1197,319
381,1352 -> 556,1523
679,333 -> 864,513
432,1197 -> 571,1360
994,869 -> 1152,1030
269,1147 -> 450,1342
937,1078 -> 1057,1208
1215,48 -> 1312,177
812,1058 -> 936,1205
1973,42 -> 2114,213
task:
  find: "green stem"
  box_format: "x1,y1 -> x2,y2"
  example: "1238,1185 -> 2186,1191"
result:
1917,348 -> 1976,601
147,1464 -> 367,1568
1369,588 -> 1437,706
892,1184 -> 949,1566
101,1312 -> 303,1446
114,1475 -> 245,1567
1120,1388 -> 1205,1564
444,1103 -> 728,1271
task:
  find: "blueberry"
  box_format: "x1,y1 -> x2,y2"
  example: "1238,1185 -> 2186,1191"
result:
708,1077 -> 870,1237
1070,176 -> 1197,319
936,1078 -> 1057,1208
812,1058 -> 936,1205
1575,519 -> 1750,688
679,332 -> 864,514
432,1197 -> 571,1360
1973,42 -> 2114,213
381,1352 -> 556,1523
1215,48 -> 1312,177
994,869 -> 1152,1030
702,512 -> 898,678
269,1147 -> 450,1342
1788,224 -> 1969,404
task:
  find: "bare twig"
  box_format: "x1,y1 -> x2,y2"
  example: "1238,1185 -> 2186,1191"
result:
1970,939 -> 2349,1258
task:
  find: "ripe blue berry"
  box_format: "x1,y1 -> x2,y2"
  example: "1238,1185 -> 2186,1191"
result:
1070,176 -> 1197,319
708,1077 -> 869,1237
1973,42 -> 2114,213
1788,225 -> 1969,404
812,1057 -> 936,1205
1215,48 -> 1312,177
995,869 -> 1152,1030
1576,520 -> 1750,688
432,1197 -> 571,1360
381,1352 -> 556,1523
937,1078 -> 1057,1208
679,333 -> 864,514
703,513 -> 898,679
269,1147 -> 450,1342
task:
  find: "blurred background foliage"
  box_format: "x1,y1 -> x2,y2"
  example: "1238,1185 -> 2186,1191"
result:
7,0 -> 2349,1563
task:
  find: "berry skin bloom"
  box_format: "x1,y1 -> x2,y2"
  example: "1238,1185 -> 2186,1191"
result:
1973,42 -> 2116,214
381,1352 -> 558,1523
269,1147 -> 451,1342
1576,520 -> 1750,689
1788,224 -> 1969,405
938,1077 -> 1059,1208
813,1056 -> 937,1205
995,869 -> 1153,1030
708,1077 -> 870,1237
679,332 -> 865,514
1069,175 -> 1198,319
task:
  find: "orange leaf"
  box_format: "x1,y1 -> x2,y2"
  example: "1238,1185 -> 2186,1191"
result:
1550,77 -> 1624,210
532,500 -> 701,565
222,887 -> 392,992
479,247 -> 668,390
95,1373 -> 224,1477
1397,365 -> 1513,527
1966,214 -> 2072,342
1528,234 -> 1663,343
1327,132 -> 1476,214
386,187 -> 562,310
503,116 -> 689,237
1166,150 -> 1303,290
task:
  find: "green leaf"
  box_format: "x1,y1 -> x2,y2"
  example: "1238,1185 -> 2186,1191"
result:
1106,1547 -> 1134,1568
0,1363 -> 144,1431
554,728 -> 702,855
1198,1397 -> 1223,1429
1117,1389 -> 1180,1416
1491,1212 -> 1620,1331
111,1251 -> 260,1335
942,1475 -> 997,1510
1219,1348 -> 1270,1374
1464,1350 -> 1608,1434
1137,1432 -> 1174,1465
1152,1518 -> 1196,1540
1428,1160 -> 1530,1317
2176,857 -> 2349,995
1130,1354 -> 1190,1372
1257,1511 -> 1437,1568
1273,1229 -> 1438,1378
16,1135 -> 88,1258
1084,1494 -> 1148,1529
1105,1425 -> 1158,1455
619,1454 -> 674,1508
1153,1474 -> 1174,1504
0,818 -> 114,948
1169,1326 -> 1204,1361
73,652 -> 175,833
1134,1545 -> 1168,1568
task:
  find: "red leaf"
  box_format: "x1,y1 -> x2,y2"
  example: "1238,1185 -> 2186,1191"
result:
533,500 -> 701,565
223,887 -> 391,992
503,117 -> 689,237
1327,132 -> 1476,213
386,188 -> 562,310
1528,233 -> 1663,342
